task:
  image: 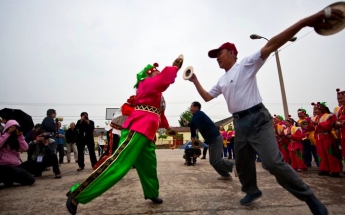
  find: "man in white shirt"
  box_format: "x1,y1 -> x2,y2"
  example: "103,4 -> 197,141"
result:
189,8 -> 343,215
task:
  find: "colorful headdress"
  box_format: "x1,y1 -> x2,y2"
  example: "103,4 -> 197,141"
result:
311,102 -> 327,111
273,114 -> 284,121
297,108 -> 307,113
336,88 -> 345,96
133,63 -> 159,88
285,115 -> 295,124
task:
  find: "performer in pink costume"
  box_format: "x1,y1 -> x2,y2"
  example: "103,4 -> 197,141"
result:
66,58 -> 183,215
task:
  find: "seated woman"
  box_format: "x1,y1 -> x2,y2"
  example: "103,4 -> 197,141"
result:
21,130 -> 62,179
0,120 -> 35,187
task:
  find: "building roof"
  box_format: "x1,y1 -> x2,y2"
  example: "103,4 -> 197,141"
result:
94,127 -> 107,136
214,116 -> 234,127
171,127 -> 191,132
171,116 -> 233,132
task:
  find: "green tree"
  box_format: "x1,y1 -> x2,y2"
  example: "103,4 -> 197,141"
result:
157,128 -> 167,144
178,107 -> 192,126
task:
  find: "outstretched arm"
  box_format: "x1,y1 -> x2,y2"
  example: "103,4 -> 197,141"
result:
189,74 -> 214,102
261,8 -> 344,60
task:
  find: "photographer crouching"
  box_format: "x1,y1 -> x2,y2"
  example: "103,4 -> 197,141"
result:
21,130 -> 62,179
76,112 -> 97,171
0,120 -> 35,187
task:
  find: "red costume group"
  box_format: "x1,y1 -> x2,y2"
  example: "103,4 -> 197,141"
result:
273,88 -> 345,177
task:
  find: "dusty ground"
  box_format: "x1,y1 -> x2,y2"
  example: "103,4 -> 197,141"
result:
0,149 -> 345,215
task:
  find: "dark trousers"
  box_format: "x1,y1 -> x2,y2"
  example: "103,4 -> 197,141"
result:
310,145 -> 319,167
21,153 -> 61,176
229,138 -> 235,159
0,165 -> 35,186
234,106 -> 314,201
184,148 -> 201,165
77,142 -> 97,168
302,139 -> 319,167
222,145 -> 228,157
56,144 -> 65,164
202,147 -> 208,158
255,151 -> 262,162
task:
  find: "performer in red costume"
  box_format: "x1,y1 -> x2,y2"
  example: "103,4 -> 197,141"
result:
334,88 -> 345,174
296,108 -> 319,168
311,102 -> 342,177
284,116 -> 307,172
274,115 -> 289,164
65,57 -> 183,215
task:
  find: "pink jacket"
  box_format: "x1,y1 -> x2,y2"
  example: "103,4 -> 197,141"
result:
123,66 -> 178,141
227,131 -> 235,140
0,120 -> 28,166
220,130 -> 227,140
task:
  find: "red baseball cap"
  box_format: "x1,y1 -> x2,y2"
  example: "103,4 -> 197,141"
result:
208,42 -> 238,58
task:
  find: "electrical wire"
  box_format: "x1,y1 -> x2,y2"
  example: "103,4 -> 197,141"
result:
265,30 -> 314,63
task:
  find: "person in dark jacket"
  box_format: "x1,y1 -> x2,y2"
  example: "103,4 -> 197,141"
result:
21,130 -> 61,179
75,112 -> 97,171
184,101 -> 235,180
66,122 -> 78,163
41,109 -> 57,136
25,123 -> 41,146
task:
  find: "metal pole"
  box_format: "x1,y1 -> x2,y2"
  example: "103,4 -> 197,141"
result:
274,50 -> 289,119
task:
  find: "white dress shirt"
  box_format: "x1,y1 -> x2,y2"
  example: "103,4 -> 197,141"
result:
208,50 -> 266,114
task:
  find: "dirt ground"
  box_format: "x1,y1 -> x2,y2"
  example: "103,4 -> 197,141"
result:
0,149 -> 345,215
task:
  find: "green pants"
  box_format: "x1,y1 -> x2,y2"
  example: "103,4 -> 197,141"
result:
69,129 -> 159,204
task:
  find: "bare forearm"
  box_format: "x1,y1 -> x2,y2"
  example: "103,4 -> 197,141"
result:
272,20 -> 305,49
261,19 -> 306,59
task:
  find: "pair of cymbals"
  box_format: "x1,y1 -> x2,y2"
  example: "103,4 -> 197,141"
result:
315,1 -> 345,36
175,54 -> 194,80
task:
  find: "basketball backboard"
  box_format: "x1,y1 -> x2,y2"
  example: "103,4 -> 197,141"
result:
105,108 -> 119,120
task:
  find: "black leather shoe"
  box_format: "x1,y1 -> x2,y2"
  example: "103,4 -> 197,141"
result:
66,195 -> 78,215
77,167 -> 84,171
240,190 -> 262,206
305,195 -> 328,215
318,171 -> 329,176
145,197 -> 163,204
330,173 -> 341,178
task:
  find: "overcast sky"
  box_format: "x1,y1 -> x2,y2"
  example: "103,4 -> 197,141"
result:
1,0 -> 344,127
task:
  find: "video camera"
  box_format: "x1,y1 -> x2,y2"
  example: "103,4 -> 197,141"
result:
15,125 -> 23,132
43,134 -> 51,140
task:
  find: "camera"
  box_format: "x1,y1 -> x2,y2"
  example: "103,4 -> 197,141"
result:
15,125 -> 23,132
44,135 -> 51,140
84,116 -> 89,120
